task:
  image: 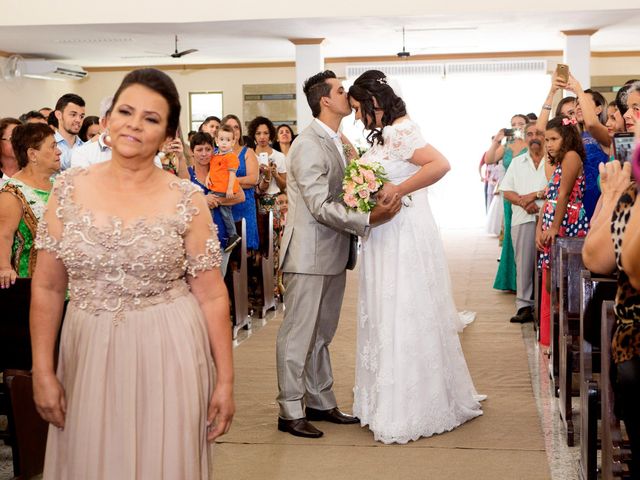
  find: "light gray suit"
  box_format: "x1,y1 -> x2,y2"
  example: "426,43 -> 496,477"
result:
276,120 -> 369,419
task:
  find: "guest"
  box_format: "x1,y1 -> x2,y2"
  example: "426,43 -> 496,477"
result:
158,135 -> 190,179
622,81 -> 640,134
46,111 -> 58,130
19,110 -> 48,125
207,126 -> 242,251
199,115 -> 221,138
53,93 -> 85,170
563,75 -> 610,219
485,114 -> 529,292
536,116 -> 589,346
498,123 -> 548,323
187,130 -> 197,143
606,102 -> 625,142
0,117 -> 22,180
582,156 -> 639,479
31,68 -> 234,479
188,131 -> 245,275
39,107 -> 53,118
536,68 -> 577,132
0,123 -> 60,288
273,124 -> 296,156
78,115 -> 100,142
250,116 -> 287,213
221,114 -> 259,251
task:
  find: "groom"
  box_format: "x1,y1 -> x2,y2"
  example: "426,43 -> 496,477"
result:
276,70 -> 401,438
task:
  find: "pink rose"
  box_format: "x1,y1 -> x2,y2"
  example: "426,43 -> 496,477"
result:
352,175 -> 364,184
367,180 -> 377,190
344,181 -> 356,195
358,189 -> 370,200
363,169 -> 375,182
344,193 -> 357,207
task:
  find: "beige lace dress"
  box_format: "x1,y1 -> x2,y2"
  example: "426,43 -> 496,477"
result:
35,168 -> 222,479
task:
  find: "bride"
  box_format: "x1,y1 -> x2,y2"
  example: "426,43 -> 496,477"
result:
348,70 -> 485,444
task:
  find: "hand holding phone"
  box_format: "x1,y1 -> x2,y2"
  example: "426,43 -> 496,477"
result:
613,132 -> 635,163
555,63 -> 569,83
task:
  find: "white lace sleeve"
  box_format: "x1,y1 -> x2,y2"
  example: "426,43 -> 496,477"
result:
390,121 -> 427,161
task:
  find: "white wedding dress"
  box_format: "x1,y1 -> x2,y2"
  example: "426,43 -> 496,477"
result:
353,119 -> 485,444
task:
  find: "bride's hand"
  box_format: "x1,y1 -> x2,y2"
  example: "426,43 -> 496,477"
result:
378,183 -> 401,202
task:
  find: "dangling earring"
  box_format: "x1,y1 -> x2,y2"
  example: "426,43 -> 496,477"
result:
104,128 -> 112,147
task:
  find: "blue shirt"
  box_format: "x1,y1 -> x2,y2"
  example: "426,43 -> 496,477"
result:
55,131 -> 84,170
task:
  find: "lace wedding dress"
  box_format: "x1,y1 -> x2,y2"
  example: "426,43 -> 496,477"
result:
36,168 -> 221,479
353,120 -> 485,444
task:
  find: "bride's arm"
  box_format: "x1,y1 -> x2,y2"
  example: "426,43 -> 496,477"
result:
386,145 -> 451,197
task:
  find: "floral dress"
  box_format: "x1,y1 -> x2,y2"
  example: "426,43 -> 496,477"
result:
538,164 -> 589,268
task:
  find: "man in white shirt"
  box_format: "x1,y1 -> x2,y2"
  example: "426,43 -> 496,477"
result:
54,93 -> 85,170
499,123 -> 549,323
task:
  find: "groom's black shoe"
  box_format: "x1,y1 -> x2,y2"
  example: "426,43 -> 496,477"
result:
277,417 -> 324,438
510,306 -> 534,324
305,407 -> 360,424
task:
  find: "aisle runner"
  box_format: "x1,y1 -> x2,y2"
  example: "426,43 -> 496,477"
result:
213,228 -> 550,480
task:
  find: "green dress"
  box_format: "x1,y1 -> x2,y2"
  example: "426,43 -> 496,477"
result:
0,178 -> 51,277
493,145 -> 527,292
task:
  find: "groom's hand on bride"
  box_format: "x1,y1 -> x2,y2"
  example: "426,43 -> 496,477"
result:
369,193 -> 402,225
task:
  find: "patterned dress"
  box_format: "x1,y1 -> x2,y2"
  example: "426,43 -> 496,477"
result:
0,178 -> 51,277
538,164 -> 589,268
36,168 -> 222,479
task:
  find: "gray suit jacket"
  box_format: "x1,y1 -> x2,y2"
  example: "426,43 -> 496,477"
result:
280,120 -> 369,276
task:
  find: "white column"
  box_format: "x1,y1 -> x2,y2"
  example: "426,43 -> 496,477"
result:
290,38 -> 324,132
561,29 -> 597,89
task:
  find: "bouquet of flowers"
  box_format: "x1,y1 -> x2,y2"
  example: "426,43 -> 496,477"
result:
342,158 -> 388,213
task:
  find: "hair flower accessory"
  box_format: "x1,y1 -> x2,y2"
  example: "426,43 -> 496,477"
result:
562,117 -> 577,126
376,77 -> 388,85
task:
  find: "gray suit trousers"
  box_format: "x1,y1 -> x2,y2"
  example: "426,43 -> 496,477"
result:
512,221 -> 537,311
276,271 -> 346,419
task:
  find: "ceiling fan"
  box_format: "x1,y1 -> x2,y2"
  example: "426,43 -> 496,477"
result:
121,35 -> 198,60
396,25 -> 478,58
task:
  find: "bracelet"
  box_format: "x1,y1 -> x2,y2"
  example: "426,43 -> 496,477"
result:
542,104 -> 552,111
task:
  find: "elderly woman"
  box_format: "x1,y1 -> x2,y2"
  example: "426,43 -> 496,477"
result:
583,103 -> 640,477
0,123 -> 61,288
31,68 -> 234,479
0,117 -> 22,180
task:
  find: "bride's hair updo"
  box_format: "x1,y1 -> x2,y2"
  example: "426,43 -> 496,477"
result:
348,70 -> 407,146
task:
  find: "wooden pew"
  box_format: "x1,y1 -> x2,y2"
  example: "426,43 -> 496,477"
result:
225,219 -> 251,339
256,210 -> 277,319
600,300 -> 632,479
0,278 -> 33,477
579,271 -> 617,480
557,237 -> 585,446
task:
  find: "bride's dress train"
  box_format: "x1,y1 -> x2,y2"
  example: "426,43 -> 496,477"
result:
352,120 -> 485,445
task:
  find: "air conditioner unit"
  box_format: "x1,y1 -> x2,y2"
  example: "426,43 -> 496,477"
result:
22,60 -> 88,81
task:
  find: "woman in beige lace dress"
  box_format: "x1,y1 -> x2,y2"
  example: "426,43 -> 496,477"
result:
30,68 -> 234,479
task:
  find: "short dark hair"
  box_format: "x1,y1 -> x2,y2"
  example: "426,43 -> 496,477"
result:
526,112 -> 538,121
221,114 -> 244,146
190,131 -> 214,151
198,115 -> 221,132
0,117 -> 21,140
303,70 -> 336,118
19,110 -> 47,124
545,116 -> 586,166
217,124 -> 234,138
47,111 -> 58,128
78,116 -> 100,142
247,116 -> 276,142
55,93 -> 86,112
111,68 -> 181,138
11,123 -> 55,169
348,70 -> 407,145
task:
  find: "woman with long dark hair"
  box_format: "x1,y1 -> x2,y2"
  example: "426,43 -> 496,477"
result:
347,70 -> 484,444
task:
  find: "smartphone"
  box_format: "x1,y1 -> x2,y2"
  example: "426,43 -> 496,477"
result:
258,152 -> 269,166
503,128 -> 515,137
556,63 -> 569,83
613,132 -> 635,163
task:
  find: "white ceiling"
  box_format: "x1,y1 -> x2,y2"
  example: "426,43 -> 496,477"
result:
1,9 -> 639,68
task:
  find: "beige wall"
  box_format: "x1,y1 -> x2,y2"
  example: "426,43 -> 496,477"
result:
0,76 -> 78,118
